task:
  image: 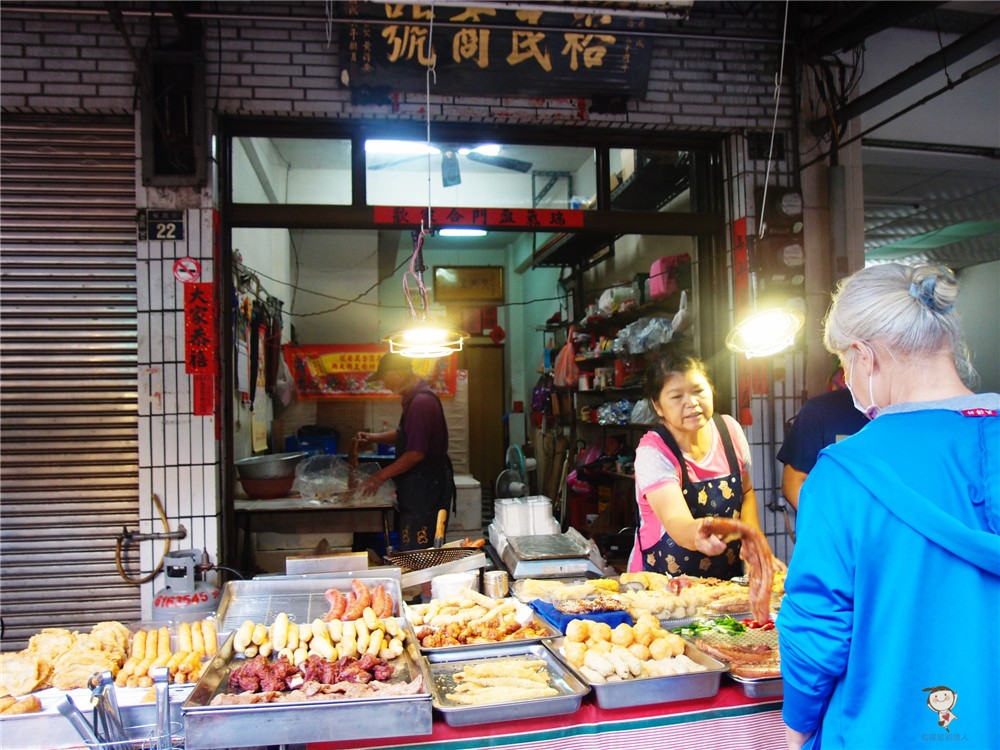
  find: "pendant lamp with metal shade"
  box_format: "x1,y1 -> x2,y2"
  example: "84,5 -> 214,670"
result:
383,229 -> 469,358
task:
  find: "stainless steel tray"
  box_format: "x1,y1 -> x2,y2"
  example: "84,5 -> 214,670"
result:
214,571 -> 403,634
415,607 -> 563,654
424,641 -> 589,726
728,673 -> 784,698
506,533 -> 590,561
182,627 -> 431,749
550,638 -> 727,709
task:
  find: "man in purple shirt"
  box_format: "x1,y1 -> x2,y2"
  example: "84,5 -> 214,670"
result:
359,353 -> 455,550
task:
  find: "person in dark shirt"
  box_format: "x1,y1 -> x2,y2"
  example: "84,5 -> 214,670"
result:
358,353 -> 454,550
777,371 -> 869,510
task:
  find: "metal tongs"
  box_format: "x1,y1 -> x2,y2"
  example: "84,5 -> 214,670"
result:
89,670 -> 128,745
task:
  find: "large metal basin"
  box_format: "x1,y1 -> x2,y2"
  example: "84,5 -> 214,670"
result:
234,451 -> 308,480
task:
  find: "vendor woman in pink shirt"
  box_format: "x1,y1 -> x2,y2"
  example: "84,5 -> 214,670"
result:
628,353 -> 774,577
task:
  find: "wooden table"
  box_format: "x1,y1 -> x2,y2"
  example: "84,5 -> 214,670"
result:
308,683 -> 783,750
234,493 -> 396,575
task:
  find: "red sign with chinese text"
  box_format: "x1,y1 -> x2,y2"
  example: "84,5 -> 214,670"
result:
283,344 -> 457,400
184,283 -> 216,374
373,205 -> 583,231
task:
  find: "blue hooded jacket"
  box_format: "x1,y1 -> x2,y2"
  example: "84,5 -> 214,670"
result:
777,394 -> 1000,750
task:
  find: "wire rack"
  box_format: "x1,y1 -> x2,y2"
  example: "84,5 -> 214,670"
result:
385,548 -> 482,573
84,721 -> 183,750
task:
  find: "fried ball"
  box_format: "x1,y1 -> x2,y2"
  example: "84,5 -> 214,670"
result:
563,640 -> 587,668
627,642 -> 650,661
611,623 -> 634,648
648,637 -> 674,661
565,619 -> 589,642
632,622 -> 654,647
588,622 -> 612,643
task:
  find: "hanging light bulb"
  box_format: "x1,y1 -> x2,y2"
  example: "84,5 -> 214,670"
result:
726,306 -> 804,358
385,320 -> 469,358
383,227 -> 469,359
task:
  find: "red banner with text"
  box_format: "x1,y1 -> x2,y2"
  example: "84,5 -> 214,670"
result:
283,345 -> 457,400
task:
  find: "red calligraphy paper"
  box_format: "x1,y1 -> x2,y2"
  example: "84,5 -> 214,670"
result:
184,282 -> 216,374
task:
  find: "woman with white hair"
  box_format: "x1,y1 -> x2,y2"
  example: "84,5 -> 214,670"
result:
777,263 -> 999,750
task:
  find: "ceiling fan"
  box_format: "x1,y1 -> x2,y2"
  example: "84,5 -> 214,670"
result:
366,141 -> 533,187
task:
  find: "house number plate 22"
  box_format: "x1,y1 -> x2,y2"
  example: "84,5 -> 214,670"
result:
138,209 -> 185,241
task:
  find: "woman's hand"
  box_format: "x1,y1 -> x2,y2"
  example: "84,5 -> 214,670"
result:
693,518 -> 729,556
785,726 -> 813,750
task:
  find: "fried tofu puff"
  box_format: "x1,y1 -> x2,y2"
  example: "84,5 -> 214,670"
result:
588,622 -> 612,643
563,640 -> 587,668
611,623 -> 633,647
565,619 -> 589,642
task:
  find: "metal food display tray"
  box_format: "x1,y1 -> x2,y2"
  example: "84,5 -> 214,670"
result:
413,603 -> 563,654
182,629 -> 431,749
213,571 -> 403,634
550,638 -> 727,710
728,673 -> 784,698
424,641 -> 589,727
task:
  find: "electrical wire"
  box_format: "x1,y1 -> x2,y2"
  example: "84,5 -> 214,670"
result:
115,494 -> 172,585
756,0 -> 790,241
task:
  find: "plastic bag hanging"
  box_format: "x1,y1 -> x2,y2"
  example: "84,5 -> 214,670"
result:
552,326 -> 580,387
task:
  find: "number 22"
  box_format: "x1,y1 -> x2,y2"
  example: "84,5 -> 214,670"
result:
155,222 -> 176,240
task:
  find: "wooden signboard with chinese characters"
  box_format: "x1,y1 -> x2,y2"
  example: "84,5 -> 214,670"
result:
341,3 -> 654,98
433,266 -> 504,303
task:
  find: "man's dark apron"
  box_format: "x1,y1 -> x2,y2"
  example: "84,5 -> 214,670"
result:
393,391 -> 456,551
637,414 -> 744,578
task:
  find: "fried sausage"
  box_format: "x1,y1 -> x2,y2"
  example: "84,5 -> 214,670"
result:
701,517 -> 774,624
324,588 -> 347,622
340,579 -> 371,621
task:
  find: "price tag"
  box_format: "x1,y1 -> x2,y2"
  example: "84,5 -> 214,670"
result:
173,257 -> 201,284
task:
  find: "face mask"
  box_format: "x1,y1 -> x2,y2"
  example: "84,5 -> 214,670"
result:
847,349 -> 879,420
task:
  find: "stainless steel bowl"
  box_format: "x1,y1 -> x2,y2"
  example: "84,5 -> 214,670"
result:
234,451 -> 308,480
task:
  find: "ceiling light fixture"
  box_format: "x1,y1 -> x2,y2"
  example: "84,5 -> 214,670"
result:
365,139 -> 440,155
726,0 -> 802,359
458,144 -> 501,157
439,228 -> 488,237
382,2 -> 469,359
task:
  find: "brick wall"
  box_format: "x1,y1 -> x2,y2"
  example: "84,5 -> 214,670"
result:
1,1 -> 794,613
2,2 -> 791,132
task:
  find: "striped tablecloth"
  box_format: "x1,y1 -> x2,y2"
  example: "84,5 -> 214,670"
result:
308,683 -> 784,750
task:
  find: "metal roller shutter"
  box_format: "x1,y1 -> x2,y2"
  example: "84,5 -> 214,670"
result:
0,114 -> 140,650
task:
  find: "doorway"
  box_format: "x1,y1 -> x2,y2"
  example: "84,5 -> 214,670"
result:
457,344 -> 505,494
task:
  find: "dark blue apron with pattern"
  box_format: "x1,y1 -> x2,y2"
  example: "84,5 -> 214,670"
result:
638,414 -> 744,578
393,390 -> 455,551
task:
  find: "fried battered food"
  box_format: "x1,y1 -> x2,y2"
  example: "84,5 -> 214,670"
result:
455,659 -> 546,679
90,621 -> 131,657
51,647 -> 119,691
554,596 -> 628,615
445,658 -> 557,705
26,628 -> 75,661
0,652 -> 47,697
1,694 -> 42,715
0,696 -> 16,712
446,685 -> 558,704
